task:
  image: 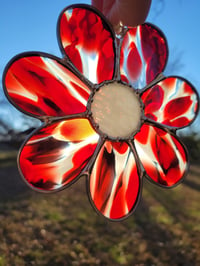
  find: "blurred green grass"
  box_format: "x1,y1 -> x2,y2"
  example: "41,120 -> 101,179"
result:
0,153 -> 199,265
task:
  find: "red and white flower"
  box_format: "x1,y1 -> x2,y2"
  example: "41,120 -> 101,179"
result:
3,4 -> 199,221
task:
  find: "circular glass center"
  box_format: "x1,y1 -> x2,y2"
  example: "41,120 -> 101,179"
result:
91,82 -> 142,139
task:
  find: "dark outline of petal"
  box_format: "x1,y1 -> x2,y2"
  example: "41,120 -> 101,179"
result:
57,3 -> 116,84
134,121 -> 190,189
120,22 -> 169,89
18,117 -> 101,193
140,75 -> 199,130
2,51 -> 93,122
86,139 -> 143,222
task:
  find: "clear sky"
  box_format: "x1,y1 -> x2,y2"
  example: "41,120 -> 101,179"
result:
0,0 -> 199,131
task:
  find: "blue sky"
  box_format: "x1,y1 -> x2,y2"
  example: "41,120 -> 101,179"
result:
0,0 -> 199,131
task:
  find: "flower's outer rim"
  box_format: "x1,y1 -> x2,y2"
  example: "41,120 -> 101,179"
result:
140,75 -> 200,131
17,117 -> 102,194
132,120 -> 190,190
56,3 -> 117,84
2,3 -> 199,221
85,139 -> 145,222
2,51 -> 93,122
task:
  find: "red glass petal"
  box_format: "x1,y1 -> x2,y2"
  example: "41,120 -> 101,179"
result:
120,23 -> 168,89
142,77 -> 199,128
58,5 -> 115,84
89,141 -> 140,220
19,118 -> 99,191
4,54 -> 91,118
134,124 -> 188,187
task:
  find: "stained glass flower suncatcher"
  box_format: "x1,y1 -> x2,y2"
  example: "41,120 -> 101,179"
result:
3,4 -> 199,221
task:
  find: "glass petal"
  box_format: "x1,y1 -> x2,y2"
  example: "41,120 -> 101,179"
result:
141,77 -> 199,128
3,54 -> 91,118
89,141 -> 140,220
120,23 -> 168,89
134,124 -> 188,187
19,118 -> 99,191
58,5 -> 115,84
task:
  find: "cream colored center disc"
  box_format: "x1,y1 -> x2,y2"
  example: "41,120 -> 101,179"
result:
91,82 -> 142,139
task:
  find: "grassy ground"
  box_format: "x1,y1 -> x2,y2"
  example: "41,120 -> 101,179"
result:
0,154 -> 200,266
